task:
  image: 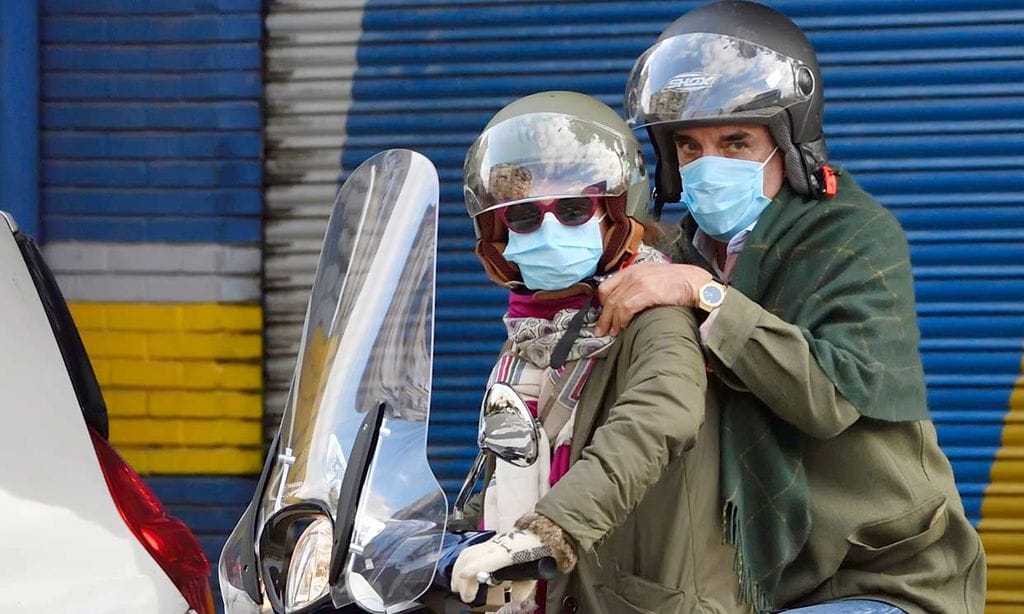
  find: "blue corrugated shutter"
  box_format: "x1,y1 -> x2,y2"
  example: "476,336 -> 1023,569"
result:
40,2 -> 264,243
344,1 -> 1024,608
0,1 -> 41,237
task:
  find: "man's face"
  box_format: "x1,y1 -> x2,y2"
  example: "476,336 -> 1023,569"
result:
672,124 -> 785,198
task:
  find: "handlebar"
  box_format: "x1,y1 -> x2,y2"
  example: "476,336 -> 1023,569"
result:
470,556 -> 558,607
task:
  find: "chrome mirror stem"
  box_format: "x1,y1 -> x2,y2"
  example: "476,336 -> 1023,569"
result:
451,451 -> 486,521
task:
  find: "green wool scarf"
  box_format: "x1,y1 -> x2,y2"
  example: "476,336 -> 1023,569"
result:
669,170 -> 931,613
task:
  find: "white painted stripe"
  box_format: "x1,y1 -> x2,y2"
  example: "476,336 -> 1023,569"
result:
53,272 -> 260,303
44,242 -> 260,302
44,242 -> 260,275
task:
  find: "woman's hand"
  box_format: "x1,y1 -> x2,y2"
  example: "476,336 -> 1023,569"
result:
450,529 -> 549,605
595,263 -> 712,337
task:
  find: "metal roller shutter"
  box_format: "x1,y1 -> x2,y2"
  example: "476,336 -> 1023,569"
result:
263,0 -> 368,431
267,2 -> 1024,608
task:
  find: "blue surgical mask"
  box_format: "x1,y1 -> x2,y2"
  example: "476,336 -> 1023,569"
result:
503,213 -> 605,290
680,148 -> 777,241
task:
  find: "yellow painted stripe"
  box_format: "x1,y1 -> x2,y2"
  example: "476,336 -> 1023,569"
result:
980,518 -> 1024,531
980,357 -> 1024,611
109,418 -> 262,447
118,447 -> 263,475
68,302 -> 264,475
69,302 -> 261,333
92,358 -> 260,390
981,533 -> 1024,558
103,390 -> 149,417
79,331 -> 261,361
103,390 -> 262,419
149,332 -> 261,360
149,391 -> 263,418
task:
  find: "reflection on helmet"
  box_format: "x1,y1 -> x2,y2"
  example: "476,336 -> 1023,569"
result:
625,1 -> 829,204
464,112 -> 638,217
489,163 -> 533,205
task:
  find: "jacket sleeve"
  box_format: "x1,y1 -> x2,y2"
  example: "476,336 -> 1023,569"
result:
703,288 -> 861,439
533,306 -> 706,553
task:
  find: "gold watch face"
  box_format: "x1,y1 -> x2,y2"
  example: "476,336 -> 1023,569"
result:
701,283 -> 725,307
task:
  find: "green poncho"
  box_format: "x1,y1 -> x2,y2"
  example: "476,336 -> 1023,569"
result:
669,170 -> 931,612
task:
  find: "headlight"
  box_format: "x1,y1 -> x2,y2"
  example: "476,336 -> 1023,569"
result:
285,516 -> 333,612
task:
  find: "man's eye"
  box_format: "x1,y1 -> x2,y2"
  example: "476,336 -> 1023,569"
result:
727,141 -> 749,152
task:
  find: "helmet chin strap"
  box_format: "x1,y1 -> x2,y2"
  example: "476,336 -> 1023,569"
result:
598,217 -> 645,274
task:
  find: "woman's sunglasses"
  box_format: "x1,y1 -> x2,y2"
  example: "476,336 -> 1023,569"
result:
497,196 -> 600,234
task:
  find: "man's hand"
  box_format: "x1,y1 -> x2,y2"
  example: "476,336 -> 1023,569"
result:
596,263 -> 712,336
451,529 -> 551,605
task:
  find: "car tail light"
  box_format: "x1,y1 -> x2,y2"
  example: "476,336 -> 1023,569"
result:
89,427 -> 213,614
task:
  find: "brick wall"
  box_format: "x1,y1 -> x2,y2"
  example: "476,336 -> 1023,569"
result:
72,302 -> 263,474
39,0 -> 266,607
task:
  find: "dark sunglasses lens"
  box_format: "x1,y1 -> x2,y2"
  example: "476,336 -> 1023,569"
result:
555,198 -> 594,225
504,203 -> 542,232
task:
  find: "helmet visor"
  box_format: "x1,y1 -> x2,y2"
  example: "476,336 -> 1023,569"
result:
625,33 -> 815,129
464,113 -> 645,217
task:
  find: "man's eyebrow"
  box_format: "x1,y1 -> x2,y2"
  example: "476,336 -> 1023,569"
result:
722,131 -> 752,142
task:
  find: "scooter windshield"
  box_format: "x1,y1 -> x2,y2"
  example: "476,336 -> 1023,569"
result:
219,150 -> 446,614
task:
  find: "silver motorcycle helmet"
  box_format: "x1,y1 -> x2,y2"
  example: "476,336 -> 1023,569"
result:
625,1 -> 833,215
464,91 -> 650,287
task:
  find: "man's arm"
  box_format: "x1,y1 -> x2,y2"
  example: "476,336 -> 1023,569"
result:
703,289 -> 859,439
600,203 -> 926,438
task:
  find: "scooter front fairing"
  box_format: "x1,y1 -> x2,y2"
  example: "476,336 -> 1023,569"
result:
220,150 -> 447,614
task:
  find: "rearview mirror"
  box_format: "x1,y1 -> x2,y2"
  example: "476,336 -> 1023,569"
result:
478,382 -> 539,468
450,383 -> 541,523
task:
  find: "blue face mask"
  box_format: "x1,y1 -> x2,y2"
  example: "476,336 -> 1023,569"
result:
503,213 -> 605,290
680,148 -> 777,241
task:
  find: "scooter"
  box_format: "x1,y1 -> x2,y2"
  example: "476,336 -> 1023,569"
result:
219,150 -> 554,614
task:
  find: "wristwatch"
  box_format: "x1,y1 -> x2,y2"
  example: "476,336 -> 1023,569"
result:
697,280 -> 728,313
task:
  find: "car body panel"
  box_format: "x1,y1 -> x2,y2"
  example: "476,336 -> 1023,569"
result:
0,219 -> 191,613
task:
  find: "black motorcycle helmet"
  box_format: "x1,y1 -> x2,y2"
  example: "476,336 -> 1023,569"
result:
625,1 -> 834,217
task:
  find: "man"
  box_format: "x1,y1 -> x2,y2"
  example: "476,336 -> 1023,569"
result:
595,2 -> 986,613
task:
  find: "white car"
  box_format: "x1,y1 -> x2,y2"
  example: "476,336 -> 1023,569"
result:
0,211 -> 212,614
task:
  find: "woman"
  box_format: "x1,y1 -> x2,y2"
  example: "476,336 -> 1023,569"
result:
451,91 -> 750,614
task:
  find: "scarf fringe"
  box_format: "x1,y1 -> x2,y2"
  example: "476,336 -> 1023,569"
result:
723,500 -> 774,614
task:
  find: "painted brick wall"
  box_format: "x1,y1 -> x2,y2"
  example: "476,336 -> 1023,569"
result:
39,1 -> 266,607
40,0 -> 263,244
71,302 -> 263,473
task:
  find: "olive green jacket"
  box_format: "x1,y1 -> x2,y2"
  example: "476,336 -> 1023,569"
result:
704,288 -> 986,613
533,306 -> 750,614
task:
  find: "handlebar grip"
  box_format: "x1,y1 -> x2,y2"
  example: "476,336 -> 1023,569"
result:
491,556 -> 558,582
468,557 -> 558,608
